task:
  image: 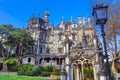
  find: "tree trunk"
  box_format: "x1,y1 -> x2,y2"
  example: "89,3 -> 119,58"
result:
1,58 -> 7,72
7,47 -> 12,59
114,33 -> 118,56
2,63 -> 7,72
15,45 -> 20,56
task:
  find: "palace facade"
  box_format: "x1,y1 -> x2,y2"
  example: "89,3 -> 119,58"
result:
22,10 -> 100,68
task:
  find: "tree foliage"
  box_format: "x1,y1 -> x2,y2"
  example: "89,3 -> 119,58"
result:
84,67 -> 94,80
106,0 -> 120,56
0,24 -> 35,58
4,58 -> 18,65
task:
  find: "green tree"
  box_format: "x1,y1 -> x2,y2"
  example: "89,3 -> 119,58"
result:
0,24 -> 35,58
84,67 -> 94,80
0,24 -> 35,71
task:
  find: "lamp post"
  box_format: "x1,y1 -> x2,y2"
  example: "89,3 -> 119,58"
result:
92,4 -> 111,80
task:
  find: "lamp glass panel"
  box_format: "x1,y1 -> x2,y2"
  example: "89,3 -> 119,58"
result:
96,8 -> 107,20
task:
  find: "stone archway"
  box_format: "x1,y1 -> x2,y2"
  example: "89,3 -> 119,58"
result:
72,56 -> 94,80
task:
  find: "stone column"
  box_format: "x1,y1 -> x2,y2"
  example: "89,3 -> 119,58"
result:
42,57 -> 44,65
65,56 -> 70,80
70,64 -> 73,80
98,71 -> 106,80
81,61 -> 84,80
64,47 -> 66,54
76,65 -> 80,80
61,60 -> 66,80
80,69 -> 82,80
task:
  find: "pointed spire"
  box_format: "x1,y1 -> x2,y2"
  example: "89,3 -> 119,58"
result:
38,13 -> 40,17
44,9 -> 50,24
88,17 -> 92,28
83,17 -> 86,26
70,16 -> 73,22
61,16 -> 64,24
44,9 -> 49,16
31,13 -> 34,18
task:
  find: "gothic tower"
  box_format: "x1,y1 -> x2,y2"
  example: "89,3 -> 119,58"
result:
43,9 -> 50,26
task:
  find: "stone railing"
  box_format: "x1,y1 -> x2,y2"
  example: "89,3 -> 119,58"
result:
38,53 -> 66,58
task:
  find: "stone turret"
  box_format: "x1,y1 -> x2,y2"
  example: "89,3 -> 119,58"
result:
70,16 -> 73,23
78,16 -> 83,25
82,30 -> 87,47
61,16 -> 64,24
83,17 -> 86,27
88,17 -> 92,28
44,9 -> 50,26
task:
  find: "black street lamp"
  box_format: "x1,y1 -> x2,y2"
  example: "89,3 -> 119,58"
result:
92,4 -> 111,80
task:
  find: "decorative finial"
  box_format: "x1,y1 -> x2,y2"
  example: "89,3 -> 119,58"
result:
88,17 -> 92,28
83,17 -> 86,26
44,9 -> 49,16
46,9 -> 48,13
32,13 -> 34,18
38,13 -> 40,17
61,16 -> 64,24
78,16 -> 83,25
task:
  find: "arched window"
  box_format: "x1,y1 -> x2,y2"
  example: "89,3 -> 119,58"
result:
28,58 -> 31,62
40,47 -> 42,53
47,48 -> 50,53
46,46 -> 50,53
72,34 -> 75,41
58,48 -> 62,54
65,25 -> 68,30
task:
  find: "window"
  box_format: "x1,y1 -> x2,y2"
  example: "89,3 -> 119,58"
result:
40,47 -> 42,53
59,34 -> 62,40
65,25 -> 68,30
72,34 -> 75,41
47,48 -> 50,53
41,34 -> 44,40
46,59 -> 49,63
58,48 -> 62,53
28,58 -> 31,62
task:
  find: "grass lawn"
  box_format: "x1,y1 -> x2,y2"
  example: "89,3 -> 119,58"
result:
0,74 -> 48,80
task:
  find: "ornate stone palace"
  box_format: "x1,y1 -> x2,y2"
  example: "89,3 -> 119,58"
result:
22,10 -> 104,80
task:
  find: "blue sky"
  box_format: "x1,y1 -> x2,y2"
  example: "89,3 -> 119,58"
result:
0,0 -> 93,28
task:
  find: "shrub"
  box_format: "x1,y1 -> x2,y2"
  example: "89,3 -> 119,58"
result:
17,64 -> 34,76
32,65 -> 41,76
56,78 -> 61,80
32,65 -> 53,76
8,65 -> 17,72
4,58 -> 18,65
51,68 -> 61,75
45,65 -> 53,72
41,71 -> 50,77
39,65 -> 45,72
